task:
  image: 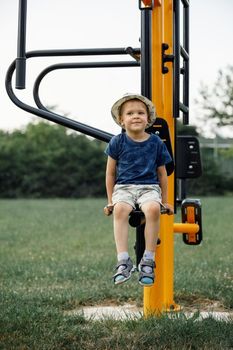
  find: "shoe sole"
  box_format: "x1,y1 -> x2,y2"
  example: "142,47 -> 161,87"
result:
138,280 -> 154,287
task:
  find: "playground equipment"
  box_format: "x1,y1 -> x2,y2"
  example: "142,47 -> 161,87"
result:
5,0 -> 202,316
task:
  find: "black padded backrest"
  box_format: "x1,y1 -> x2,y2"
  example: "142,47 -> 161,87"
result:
146,117 -> 174,176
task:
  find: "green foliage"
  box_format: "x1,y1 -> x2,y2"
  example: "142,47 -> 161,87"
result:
196,65 -> 233,135
0,120 -> 232,198
176,120 -> 199,136
0,122 -> 106,198
176,120 -> 233,195
187,150 -> 227,195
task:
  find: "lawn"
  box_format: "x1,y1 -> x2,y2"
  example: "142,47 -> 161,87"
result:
0,197 -> 232,349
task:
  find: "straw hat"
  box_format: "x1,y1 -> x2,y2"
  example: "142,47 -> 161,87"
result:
111,93 -> 156,128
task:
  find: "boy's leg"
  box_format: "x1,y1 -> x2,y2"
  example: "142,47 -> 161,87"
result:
113,202 -> 134,284
113,202 -> 133,254
141,201 -> 160,252
139,201 -> 160,286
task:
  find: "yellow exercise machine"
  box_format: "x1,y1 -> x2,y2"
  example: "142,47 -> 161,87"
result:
136,0 -> 202,316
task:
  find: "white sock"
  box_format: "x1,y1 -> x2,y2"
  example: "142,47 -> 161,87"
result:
117,251 -> 129,261
143,250 -> 154,261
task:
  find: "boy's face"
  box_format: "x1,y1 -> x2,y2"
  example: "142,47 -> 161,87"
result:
119,100 -> 149,132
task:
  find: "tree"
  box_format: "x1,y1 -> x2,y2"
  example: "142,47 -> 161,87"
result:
195,65 -> 233,137
176,120 -> 199,136
0,122 -> 106,198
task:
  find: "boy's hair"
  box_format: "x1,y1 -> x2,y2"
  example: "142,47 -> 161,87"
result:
111,93 -> 156,128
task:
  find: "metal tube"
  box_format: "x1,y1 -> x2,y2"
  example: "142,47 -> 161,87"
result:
180,46 -> 188,61
183,3 -> 189,124
33,60 -> 140,111
6,46 -> 140,142
6,59 -> 139,143
173,223 -> 199,234
136,7 -> 152,266
16,0 -> 27,89
179,101 -> 189,114
26,47 -> 140,58
6,60 -> 113,142
173,0 -> 180,119
181,0 -> 189,7
140,9 -> 152,98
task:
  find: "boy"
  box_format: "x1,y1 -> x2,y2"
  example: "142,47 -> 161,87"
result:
105,93 -> 173,286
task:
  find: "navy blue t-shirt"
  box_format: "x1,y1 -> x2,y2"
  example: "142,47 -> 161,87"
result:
105,133 -> 172,184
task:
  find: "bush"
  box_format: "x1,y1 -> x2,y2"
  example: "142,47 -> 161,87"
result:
0,122 -> 106,198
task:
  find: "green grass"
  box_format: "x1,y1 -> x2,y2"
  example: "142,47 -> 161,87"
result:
0,197 -> 232,349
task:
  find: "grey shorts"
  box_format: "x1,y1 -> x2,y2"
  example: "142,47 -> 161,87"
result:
112,184 -> 162,209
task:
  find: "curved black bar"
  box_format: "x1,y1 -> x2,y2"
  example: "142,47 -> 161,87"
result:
5,47 -> 140,142
33,60 -> 140,113
5,59 -> 115,142
6,46 -> 140,142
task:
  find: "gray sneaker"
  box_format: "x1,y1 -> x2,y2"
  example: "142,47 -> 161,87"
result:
113,257 -> 135,285
138,258 -> 155,286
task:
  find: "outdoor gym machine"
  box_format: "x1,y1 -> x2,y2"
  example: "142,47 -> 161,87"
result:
5,0 -> 202,316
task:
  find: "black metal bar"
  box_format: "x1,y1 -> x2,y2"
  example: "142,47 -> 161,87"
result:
183,3 -> 189,124
181,0 -> 189,7
16,0 -> 27,89
180,46 -> 189,61
173,0 -> 180,119
6,59 -> 114,143
140,9 -> 152,99
6,45 -> 141,143
25,47 -> 140,59
177,179 -> 186,203
135,7 -> 152,267
179,102 -> 189,114
33,60 -> 140,112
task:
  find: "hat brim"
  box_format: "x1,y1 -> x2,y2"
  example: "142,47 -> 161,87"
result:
111,94 -> 156,129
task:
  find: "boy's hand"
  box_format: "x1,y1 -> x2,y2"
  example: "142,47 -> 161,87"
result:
103,204 -> 114,216
161,203 -> 174,215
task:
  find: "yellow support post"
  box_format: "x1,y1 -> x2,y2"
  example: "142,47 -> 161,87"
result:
173,223 -> 200,235
143,0 -> 180,316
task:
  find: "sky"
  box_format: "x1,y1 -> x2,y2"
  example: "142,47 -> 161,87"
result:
1,0 -> 233,137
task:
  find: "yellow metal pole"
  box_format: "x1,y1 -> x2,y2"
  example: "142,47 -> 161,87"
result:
143,0 -> 180,316
173,223 -> 200,234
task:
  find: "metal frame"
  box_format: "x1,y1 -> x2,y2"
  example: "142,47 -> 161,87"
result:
6,47 -> 140,143
173,0 -> 189,123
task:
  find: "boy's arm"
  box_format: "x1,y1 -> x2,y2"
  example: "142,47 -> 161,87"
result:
157,165 -> 174,215
104,156 -> 117,215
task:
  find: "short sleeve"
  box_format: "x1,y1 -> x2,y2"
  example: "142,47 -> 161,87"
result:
156,139 -> 172,167
105,135 -> 119,160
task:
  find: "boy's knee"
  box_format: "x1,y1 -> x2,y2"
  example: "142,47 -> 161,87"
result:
142,202 -> 160,218
114,202 -> 132,218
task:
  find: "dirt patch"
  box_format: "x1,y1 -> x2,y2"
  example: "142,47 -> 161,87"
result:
176,296 -> 230,313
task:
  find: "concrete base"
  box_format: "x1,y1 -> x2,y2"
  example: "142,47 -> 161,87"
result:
65,304 -> 233,322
